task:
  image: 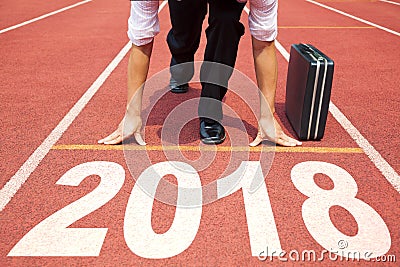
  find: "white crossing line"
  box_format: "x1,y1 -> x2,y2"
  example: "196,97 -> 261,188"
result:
306,0 -> 400,37
379,0 -> 400,6
0,0 -> 92,34
0,1 -> 168,211
244,6 -> 400,193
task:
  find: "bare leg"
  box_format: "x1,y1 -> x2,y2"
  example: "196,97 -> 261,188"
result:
249,37 -> 301,147
98,42 -> 153,145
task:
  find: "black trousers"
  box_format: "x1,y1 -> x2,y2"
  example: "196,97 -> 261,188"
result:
167,0 -> 245,121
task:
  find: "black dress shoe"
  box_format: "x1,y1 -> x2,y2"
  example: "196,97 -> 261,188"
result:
199,119 -> 226,145
170,77 -> 188,93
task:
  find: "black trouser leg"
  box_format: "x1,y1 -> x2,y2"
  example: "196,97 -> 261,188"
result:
199,0 -> 245,121
167,0 -> 207,84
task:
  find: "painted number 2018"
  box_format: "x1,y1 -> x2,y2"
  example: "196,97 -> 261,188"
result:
8,161 -> 391,259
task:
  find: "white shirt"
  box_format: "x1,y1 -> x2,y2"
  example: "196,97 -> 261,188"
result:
248,0 -> 278,42
128,0 -> 278,46
128,1 -> 160,46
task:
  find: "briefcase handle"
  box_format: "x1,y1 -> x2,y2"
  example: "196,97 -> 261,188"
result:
298,43 -> 324,61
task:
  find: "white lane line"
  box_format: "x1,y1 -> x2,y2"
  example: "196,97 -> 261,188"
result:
328,103 -> 400,193
243,7 -> 400,193
379,0 -> 400,6
0,43 -> 129,211
0,1 -> 168,211
306,0 -> 400,37
275,41 -> 290,62
0,0 -> 92,34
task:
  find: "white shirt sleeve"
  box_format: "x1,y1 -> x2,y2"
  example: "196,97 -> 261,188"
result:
248,0 -> 278,42
127,1 -> 160,46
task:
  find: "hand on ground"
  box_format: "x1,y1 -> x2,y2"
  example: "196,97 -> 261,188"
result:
249,116 -> 302,147
98,115 -> 146,145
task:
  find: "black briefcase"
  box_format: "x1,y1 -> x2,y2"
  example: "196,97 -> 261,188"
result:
285,44 -> 334,140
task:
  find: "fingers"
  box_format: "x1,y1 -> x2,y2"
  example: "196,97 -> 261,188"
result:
98,129 -> 146,146
134,132 -> 146,146
274,136 -> 298,147
285,135 -> 302,146
98,130 -> 120,144
272,132 -> 302,147
249,133 -> 263,147
99,132 -> 146,146
103,135 -> 123,145
249,131 -> 302,147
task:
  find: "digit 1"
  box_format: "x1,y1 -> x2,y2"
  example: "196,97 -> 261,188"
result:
217,161 -> 282,257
